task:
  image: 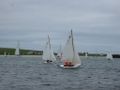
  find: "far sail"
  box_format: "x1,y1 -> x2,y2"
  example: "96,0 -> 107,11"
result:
42,35 -> 56,63
106,52 -> 113,60
85,52 -> 88,58
4,51 -> 7,56
15,41 -> 20,56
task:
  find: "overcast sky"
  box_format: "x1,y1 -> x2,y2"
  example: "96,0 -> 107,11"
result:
0,0 -> 120,53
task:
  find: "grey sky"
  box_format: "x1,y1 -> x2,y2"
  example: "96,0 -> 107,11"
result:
0,0 -> 120,53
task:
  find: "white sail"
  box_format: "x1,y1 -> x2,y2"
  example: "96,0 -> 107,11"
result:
50,49 -> 56,61
57,45 -> 62,58
15,41 -> 20,56
4,52 -> 6,56
42,35 -> 56,62
106,52 -> 113,60
61,30 -> 81,65
85,53 -> 88,58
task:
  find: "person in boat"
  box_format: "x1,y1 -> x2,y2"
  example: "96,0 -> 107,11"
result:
46,60 -> 52,63
64,60 -> 74,66
49,60 -> 52,62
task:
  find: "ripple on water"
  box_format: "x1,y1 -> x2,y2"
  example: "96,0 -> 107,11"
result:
0,57 -> 120,90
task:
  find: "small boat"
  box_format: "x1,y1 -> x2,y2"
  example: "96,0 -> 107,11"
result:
85,52 -> 88,58
42,35 -> 56,63
106,52 -> 113,60
15,41 -> 20,56
4,52 -> 7,56
60,30 -> 81,69
60,64 -> 81,69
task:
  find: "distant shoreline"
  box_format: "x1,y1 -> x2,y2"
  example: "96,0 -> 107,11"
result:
0,55 -> 42,57
0,47 -> 120,58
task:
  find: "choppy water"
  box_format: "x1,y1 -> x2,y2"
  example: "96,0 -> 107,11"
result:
0,56 -> 120,90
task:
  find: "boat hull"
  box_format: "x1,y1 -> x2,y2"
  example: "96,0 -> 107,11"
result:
60,64 -> 81,69
43,60 -> 53,64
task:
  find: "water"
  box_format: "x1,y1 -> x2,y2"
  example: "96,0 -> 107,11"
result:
0,56 -> 120,90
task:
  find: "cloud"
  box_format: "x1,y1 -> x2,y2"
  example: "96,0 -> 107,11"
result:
0,0 -> 120,52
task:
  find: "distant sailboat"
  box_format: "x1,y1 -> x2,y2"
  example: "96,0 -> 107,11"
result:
4,51 -> 7,56
42,35 -> 56,63
60,30 -> 81,68
15,41 -> 20,56
85,52 -> 88,58
106,52 -> 113,60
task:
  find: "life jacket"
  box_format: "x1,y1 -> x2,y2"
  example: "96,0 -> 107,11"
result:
64,61 -> 73,66
64,61 -> 69,66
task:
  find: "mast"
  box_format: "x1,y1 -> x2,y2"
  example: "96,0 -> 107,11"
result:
71,29 -> 75,61
48,35 -> 51,49
48,35 -> 52,60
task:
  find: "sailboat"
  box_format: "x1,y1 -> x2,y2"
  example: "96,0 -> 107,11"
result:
106,52 -> 113,60
42,35 -> 56,63
4,52 -> 6,56
85,52 -> 88,58
15,41 -> 20,56
60,30 -> 81,68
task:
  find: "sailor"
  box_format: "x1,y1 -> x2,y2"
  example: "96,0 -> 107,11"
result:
64,60 -> 73,66
68,62 -> 73,66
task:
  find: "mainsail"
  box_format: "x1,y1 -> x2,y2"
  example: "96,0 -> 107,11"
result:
106,52 -> 113,60
4,52 -> 6,56
85,52 -> 88,58
61,30 -> 81,65
15,41 -> 20,56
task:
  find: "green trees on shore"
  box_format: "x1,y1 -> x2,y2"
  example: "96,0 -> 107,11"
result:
0,48 -> 43,55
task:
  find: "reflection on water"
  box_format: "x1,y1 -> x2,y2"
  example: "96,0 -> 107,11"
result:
0,56 -> 120,90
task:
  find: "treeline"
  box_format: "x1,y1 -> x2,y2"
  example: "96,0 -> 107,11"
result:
0,47 -> 43,55
0,47 -> 106,56
78,52 -> 106,57
2,47 -> 119,57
